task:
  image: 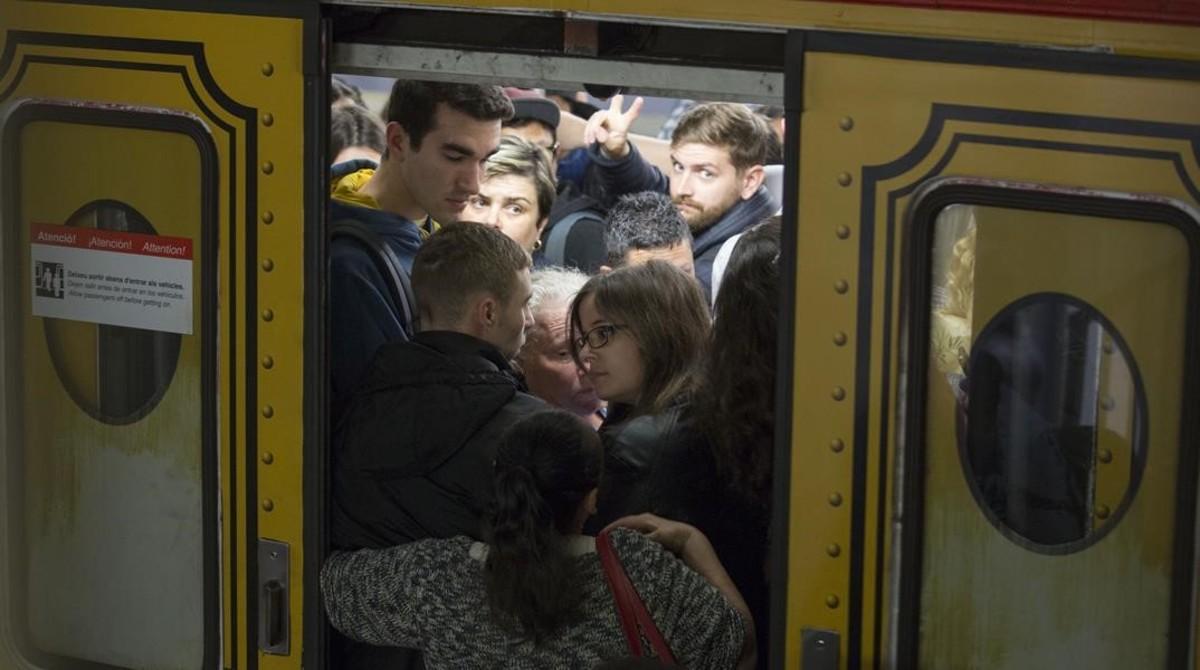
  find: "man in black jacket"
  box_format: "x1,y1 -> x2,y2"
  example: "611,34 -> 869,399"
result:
330,222 -> 544,669
584,97 -> 778,300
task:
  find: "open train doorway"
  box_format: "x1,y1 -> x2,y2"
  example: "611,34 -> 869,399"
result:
320,6 -> 797,669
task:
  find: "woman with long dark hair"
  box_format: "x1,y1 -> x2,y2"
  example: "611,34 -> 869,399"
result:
568,260 -> 711,525
322,409 -> 755,669
646,218 -> 782,669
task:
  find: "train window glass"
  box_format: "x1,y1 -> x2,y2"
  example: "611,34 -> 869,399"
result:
45,200 -> 182,424
928,203 -> 1150,553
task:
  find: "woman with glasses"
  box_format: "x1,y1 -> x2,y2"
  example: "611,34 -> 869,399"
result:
463,135 -> 556,253
568,260 -> 711,527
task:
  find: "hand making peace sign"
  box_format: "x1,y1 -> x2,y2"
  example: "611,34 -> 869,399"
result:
583,94 -> 645,159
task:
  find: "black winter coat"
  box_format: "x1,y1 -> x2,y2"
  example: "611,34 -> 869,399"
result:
332,330 -> 545,550
329,331 -> 544,670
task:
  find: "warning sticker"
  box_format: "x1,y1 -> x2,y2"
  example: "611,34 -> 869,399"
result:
30,223 -> 194,335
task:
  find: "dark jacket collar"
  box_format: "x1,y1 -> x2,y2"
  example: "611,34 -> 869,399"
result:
411,330 -> 516,375
692,186 -> 776,258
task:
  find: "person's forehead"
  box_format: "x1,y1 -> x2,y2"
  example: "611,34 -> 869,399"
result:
479,173 -> 537,199
670,141 -> 734,167
626,242 -> 693,264
532,311 -> 569,345
428,104 -> 501,140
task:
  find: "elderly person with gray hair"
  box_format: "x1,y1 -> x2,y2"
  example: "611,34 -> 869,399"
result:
516,267 -> 605,428
463,135 -> 557,253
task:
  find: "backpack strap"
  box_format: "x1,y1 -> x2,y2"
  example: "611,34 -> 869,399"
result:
329,219 -> 419,340
541,209 -> 597,267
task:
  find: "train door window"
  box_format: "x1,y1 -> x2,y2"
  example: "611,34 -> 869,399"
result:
2,102 -> 218,669
901,178 -> 1197,668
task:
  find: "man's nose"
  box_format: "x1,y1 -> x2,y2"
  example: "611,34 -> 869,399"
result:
674,171 -> 693,195
462,163 -> 483,194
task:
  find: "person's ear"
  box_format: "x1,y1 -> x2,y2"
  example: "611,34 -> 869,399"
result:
584,488 -> 599,516
386,122 -> 408,162
739,164 -> 765,200
474,295 -> 499,330
536,216 -> 550,236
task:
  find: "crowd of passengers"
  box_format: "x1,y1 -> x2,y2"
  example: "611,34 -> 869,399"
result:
323,77 -> 785,669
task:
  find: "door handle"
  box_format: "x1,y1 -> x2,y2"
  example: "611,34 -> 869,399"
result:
258,539 -> 290,655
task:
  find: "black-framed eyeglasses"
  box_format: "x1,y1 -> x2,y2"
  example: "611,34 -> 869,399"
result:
575,323 -> 628,351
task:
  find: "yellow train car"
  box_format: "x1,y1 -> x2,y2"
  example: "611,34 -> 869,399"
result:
0,0 -> 1197,668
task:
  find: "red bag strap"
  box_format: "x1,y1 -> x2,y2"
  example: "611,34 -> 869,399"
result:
597,530 -> 677,665
598,531 -> 643,655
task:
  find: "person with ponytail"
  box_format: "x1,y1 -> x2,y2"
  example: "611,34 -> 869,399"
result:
322,409 -> 754,669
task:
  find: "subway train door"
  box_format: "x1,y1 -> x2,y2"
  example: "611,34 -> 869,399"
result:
784,29 -> 1200,668
0,2 -> 321,669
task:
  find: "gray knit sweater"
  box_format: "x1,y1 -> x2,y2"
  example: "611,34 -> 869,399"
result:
321,527 -> 745,668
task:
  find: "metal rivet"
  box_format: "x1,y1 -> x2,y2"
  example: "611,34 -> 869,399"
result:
837,172 -> 853,187
1098,448 -> 1113,464
839,116 -> 854,131
262,258 -> 275,272
831,386 -> 846,401
1101,396 -> 1116,411
261,211 -> 275,224
835,225 -> 851,240
825,595 -> 840,609
261,161 -> 274,175
262,309 -> 274,322
261,62 -> 274,77
262,451 -> 275,464
833,331 -> 848,346
1095,504 -> 1111,519
828,492 -> 843,507
834,280 -> 849,294
262,499 -> 275,512
262,405 -> 274,418
262,112 -> 274,127
826,543 -> 841,557
830,438 -> 845,453
816,638 -> 828,649
262,355 -> 274,370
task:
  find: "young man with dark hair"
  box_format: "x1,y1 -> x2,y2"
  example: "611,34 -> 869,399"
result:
329,80 -> 513,420
602,191 -> 695,278
585,97 -> 778,299
331,222 -> 543,670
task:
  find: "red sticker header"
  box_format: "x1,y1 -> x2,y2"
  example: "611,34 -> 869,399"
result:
32,223 -> 193,260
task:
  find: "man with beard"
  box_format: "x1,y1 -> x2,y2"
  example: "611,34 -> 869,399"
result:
584,96 -> 777,299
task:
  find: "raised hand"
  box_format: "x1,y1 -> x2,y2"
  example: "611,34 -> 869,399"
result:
583,94 -> 645,159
